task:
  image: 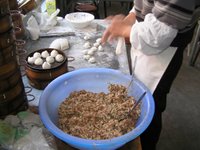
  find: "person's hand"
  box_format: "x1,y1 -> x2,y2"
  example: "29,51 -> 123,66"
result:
101,13 -> 136,44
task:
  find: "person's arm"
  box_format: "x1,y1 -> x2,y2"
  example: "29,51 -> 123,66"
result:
130,13 -> 178,55
101,11 -> 136,44
129,0 -> 198,55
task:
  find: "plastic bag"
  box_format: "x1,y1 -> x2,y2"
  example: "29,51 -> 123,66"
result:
0,111 -> 57,150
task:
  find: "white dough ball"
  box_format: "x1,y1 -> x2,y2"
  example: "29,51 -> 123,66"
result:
55,54 -> 64,62
96,38 -> 101,44
34,57 -> 43,65
27,57 -> 35,64
49,38 -> 70,51
41,50 -> 49,58
83,42 -> 91,49
46,56 -> 55,64
87,49 -> 95,55
83,36 -> 89,40
88,57 -> 96,63
83,35 -> 92,40
91,47 -> 97,51
42,62 -> 51,69
60,38 -> 70,50
98,45 -> 104,51
83,54 -> 91,60
33,52 -> 41,58
49,39 -> 61,50
93,42 -> 100,47
82,50 -> 88,54
50,50 -> 58,57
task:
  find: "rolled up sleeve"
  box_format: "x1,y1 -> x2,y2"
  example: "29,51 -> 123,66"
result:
130,13 -> 178,55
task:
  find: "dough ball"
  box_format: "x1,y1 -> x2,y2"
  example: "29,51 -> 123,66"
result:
33,52 -> 41,58
88,57 -> 96,63
83,42 -> 91,49
27,57 -> 35,64
41,50 -> 49,58
60,38 -> 70,50
93,42 -> 100,47
82,50 -> 88,55
46,56 -> 55,64
83,54 -> 91,60
96,38 -> 101,44
50,50 -> 58,57
87,49 -> 95,55
83,35 -> 92,40
49,38 -> 70,51
98,45 -> 104,51
42,62 -> 51,69
34,57 -> 43,65
49,39 -> 61,50
55,54 -> 64,62
91,47 -> 97,51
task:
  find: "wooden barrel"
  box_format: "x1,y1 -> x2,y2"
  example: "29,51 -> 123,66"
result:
0,89 -> 28,118
25,48 -> 69,90
0,78 -> 24,102
0,0 -> 10,17
0,44 -> 16,66
0,14 -> 12,34
0,69 -> 21,92
0,58 -> 18,79
0,65 -> 28,118
0,28 -> 15,49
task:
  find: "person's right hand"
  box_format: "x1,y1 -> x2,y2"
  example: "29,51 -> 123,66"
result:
101,13 -> 136,44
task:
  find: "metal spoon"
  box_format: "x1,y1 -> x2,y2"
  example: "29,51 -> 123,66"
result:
119,91 -> 146,121
127,56 -> 137,91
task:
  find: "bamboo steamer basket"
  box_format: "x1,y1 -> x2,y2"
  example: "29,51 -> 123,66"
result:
0,78 -> 24,102
0,58 -> 19,79
25,48 -> 69,90
0,77 -> 28,119
0,0 -> 10,17
0,69 -> 21,92
0,14 -> 12,34
0,90 -> 28,118
0,28 -> 15,49
0,44 -> 16,66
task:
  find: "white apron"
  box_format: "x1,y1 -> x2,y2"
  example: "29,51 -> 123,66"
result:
131,47 -> 177,93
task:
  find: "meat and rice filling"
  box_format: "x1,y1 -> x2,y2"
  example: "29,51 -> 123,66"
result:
58,84 -> 141,140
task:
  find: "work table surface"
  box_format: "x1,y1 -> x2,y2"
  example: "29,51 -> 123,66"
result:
22,19 -> 140,150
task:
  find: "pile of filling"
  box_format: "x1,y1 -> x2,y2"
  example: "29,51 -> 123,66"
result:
58,84 -> 140,140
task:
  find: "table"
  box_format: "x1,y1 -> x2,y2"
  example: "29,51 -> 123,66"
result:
24,19 -> 130,106
23,19 -> 141,149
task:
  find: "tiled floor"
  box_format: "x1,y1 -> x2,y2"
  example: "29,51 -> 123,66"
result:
100,2 -> 200,150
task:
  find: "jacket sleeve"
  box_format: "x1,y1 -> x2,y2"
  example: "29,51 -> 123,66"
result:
130,13 -> 178,55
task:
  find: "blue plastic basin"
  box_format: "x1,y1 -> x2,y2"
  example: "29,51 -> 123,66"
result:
39,68 -> 155,150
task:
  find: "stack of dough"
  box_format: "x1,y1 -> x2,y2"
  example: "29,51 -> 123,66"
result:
82,36 -> 104,64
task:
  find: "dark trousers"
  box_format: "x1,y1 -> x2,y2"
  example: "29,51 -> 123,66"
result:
140,27 -> 195,150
